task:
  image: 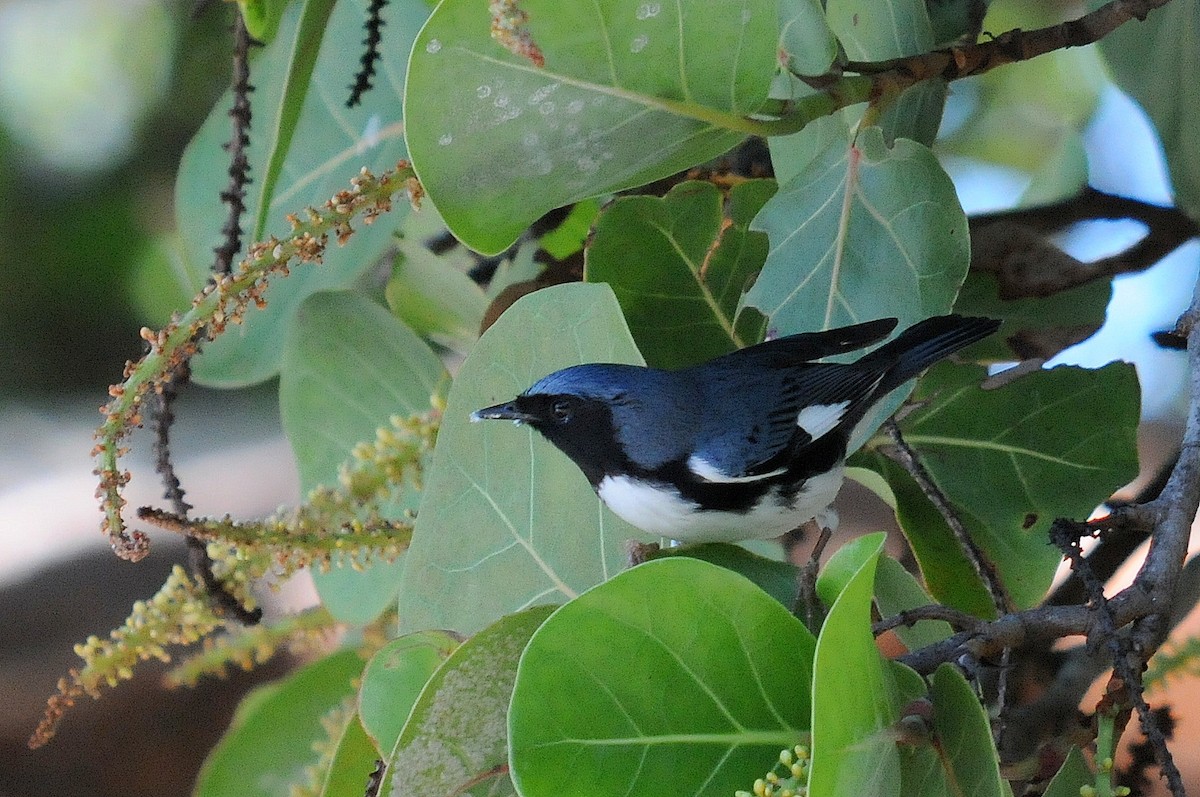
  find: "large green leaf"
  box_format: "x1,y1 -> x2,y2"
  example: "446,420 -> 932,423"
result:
396,283 -> 643,635
585,180 -> 774,368
1098,0 -> 1200,217
405,0 -> 789,254
810,533 -> 925,797
382,607 -> 553,797
747,126 -> 970,336
854,451 -> 996,617
195,650 -> 364,797
177,0 -> 428,386
926,665 -> 1005,797
650,541 -> 800,608
896,362 -> 1142,608
509,558 -> 816,797
279,291 -> 447,624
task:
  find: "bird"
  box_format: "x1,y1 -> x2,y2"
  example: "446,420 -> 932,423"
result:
471,314 -> 1000,543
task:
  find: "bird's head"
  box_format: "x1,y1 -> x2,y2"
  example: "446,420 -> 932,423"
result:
471,363 -> 682,484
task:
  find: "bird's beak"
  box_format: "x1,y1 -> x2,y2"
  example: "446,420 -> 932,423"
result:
470,401 -> 537,424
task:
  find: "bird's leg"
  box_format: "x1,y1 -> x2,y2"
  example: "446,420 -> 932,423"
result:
794,519 -> 833,633
625,539 -> 661,568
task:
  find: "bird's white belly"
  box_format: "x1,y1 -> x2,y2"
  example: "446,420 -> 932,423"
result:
597,467 -> 844,543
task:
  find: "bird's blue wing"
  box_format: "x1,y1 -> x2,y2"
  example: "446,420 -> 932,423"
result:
688,363 -> 885,481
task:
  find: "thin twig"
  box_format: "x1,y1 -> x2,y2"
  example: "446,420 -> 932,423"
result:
882,419 -> 1012,616
873,604 -> 984,636
347,0 -> 388,107
214,11 -> 254,276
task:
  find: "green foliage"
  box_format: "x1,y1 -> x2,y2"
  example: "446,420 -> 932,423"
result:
396,283 -> 643,635
280,290 -> 447,623
51,0 -> 1198,794
176,0 -> 428,386
1098,0 -> 1200,216
405,0 -> 797,253
509,559 -> 815,797
586,180 -> 773,368
194,650 -> 364,797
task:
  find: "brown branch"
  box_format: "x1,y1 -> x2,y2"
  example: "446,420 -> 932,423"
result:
873,604 -> 984,636
1051,520 -> 1185,795
844,0 -> 1173,84
213,11 -> 254,276
969,187 -> 1199,300
898,590 -> 1154,675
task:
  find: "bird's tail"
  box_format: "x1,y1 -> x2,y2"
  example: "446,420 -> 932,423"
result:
863,314 -> 1000,392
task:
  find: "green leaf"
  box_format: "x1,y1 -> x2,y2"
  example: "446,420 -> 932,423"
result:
237,0 -> 291,42
248,0 -> 337,244
852,451 -> 995,618
405,0 -> 781,254
897,362 -> 1142,608
1098,0 -> 1200,217
176,0 -> 427,386
585,180 -> 774,368
826,0 -> 944,146
279,291 -> 447,624
195,650 -> 364,797
747,127 -> 970,337
651,541 -> 800,607
810,533 -> 917,797
357,631 -> 460,755
386,209 -> 490,354
927,664 -> 1005,797
873,556 -> 953,652
510,558 -> 815,797
397,283 -> 643,635
1042,747 -> 1093,797
826,0 -> 932,61
316,712 -> 379,797
383,606 -> 555,797
779,0 -> 839,76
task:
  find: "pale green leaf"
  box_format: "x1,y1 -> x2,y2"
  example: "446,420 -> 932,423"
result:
279,291 -> 447,624
405,0 -> 779,254
357,631 -> 460,755
747,127 -> 970,336
177,0 -> 427,386
397,283 -> 644,635
510,558 -> 815,797
381,608 -> 554,797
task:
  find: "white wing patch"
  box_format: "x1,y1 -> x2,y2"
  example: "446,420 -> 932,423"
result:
795,401 -> 851,440
686,454 -> 787,484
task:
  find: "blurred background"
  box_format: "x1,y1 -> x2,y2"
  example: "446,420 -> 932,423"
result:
1,0 -> 1197,795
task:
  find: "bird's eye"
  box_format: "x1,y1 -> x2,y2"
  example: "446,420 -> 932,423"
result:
552,400 -> 572,421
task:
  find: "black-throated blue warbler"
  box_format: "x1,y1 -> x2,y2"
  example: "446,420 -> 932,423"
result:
471,314 -> 999,542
